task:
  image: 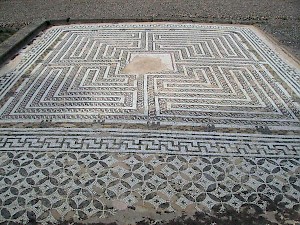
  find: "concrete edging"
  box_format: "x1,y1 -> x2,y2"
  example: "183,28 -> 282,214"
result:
0,21 -> 49,67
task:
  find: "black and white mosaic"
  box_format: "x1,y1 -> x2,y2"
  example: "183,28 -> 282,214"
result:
0,151 -> 299,223
0,23 -> 299,129
0,23 -> 299,224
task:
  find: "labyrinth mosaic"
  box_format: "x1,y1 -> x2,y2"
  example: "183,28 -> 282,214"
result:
0,23 -> 299,224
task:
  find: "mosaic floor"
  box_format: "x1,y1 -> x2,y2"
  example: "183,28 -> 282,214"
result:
0,23 -> 299,224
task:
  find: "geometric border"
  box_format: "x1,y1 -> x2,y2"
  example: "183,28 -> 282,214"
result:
1,128 -> 299,157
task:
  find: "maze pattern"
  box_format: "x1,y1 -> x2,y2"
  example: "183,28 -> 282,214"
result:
0,23 -> 300,224
0,23 -> 299,131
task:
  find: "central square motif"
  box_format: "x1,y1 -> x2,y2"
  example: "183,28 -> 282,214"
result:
0,23 -> 299,225
0,23 -> 298,131
123,53 -> 175,74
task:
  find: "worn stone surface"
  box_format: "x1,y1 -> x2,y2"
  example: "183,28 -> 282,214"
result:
0,23 -> 299,224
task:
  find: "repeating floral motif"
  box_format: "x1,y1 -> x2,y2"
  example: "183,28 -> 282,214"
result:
0,151 -> 299,223
0,23 -> 299,224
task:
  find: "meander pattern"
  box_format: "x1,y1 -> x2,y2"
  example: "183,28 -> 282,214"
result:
0,23 -> 299,223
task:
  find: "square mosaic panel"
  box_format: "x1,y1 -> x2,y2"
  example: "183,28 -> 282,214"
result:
0,23 -> 299,224
0,23 -> 299,129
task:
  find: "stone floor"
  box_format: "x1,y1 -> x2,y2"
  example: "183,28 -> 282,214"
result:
0,23 -> 299,224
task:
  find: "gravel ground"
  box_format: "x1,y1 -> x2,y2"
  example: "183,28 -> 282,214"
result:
0,27 -> 18,43
0,0 -> 299,60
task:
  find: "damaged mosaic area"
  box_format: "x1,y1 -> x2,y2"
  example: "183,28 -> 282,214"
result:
0,23 -> 299,224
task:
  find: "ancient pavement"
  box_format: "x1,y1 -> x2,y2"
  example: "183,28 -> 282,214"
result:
0,22 -> 299,224
1,0 -> 299,60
